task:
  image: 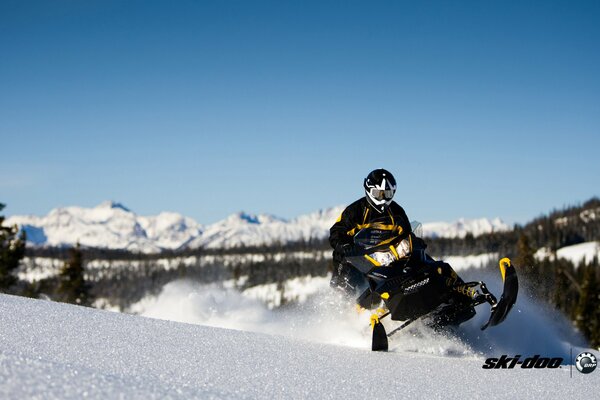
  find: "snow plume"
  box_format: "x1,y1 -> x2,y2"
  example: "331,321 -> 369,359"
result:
453,270 -> 588,359
129,281 -> 274,332
129,278 -> 369,348
129,276 -> 589,358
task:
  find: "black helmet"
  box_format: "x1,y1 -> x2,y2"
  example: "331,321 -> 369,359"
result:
364,168 -> 396,213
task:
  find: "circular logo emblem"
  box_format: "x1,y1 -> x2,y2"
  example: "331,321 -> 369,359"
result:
575,352 -> 597,374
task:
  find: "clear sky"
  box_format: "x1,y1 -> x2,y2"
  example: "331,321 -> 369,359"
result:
1,0 -> 599,225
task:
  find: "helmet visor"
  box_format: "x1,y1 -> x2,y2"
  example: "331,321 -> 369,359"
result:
369,188 -> 395,201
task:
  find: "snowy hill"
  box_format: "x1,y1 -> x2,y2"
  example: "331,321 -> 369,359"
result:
1,293 -> 597,399
535,241 -> 600,267
6,202 -> 508,252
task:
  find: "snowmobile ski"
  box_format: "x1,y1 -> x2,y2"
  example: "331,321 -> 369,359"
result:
371,316 -> 416,352
372,320 -> 388,351
481,258 -> 519,330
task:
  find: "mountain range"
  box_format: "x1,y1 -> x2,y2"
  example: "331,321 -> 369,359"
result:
6,201 -> 509,253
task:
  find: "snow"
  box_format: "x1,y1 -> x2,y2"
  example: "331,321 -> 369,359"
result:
14,249 -> 496,287
184,207 -> 345,249
127,276 -> 593,357
557,242 -> 600,265
6,202 -> 202,253
241,276 -> 331,309
1,288 -> 597,399
422,217 -> 509,239
443,253 -> 498,271
16,250 -> 331,284
12,247 -> 566,287
6,201 -> 509,252
535,241 -> 600,267
17,256 -> 65,281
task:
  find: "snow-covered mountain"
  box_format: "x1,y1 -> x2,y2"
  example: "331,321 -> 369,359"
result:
6,201 -> 202,253
6,202 -> 509,252
186,207 -> 345,249
421,217 -> 509,239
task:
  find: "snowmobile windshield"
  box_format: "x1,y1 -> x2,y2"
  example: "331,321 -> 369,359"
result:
410,220 -> 423,238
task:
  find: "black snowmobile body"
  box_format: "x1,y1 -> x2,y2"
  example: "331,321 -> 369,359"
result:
343,220 -> 519,351
347,229 -> 472,324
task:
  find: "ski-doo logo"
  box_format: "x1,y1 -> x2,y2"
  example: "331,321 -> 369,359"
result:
482,355 -> 563,369
575,352 -> 597,374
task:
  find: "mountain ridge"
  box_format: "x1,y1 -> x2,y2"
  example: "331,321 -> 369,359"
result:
6,201 -> 509,253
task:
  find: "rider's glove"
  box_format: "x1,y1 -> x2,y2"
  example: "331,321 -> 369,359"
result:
337,243 -> 358,258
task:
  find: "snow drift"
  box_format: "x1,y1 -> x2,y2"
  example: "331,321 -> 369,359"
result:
1,293 -> 597,400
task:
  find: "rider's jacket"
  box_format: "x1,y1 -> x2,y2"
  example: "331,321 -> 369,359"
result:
329,197 -> 473,307
329,197 -> 412,262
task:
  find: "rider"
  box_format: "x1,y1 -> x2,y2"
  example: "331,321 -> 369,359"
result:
329,168 -> 412,296
330,169 -> 479,324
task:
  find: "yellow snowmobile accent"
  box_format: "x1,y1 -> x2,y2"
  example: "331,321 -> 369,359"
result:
347,222 -> 403,237
355,304 -> 366,314
380,292 -> 390,300
364,254 -> 381,266
389,245 -> 400,259
455,284 -> 477,298
499,257 -> 512,282
370,313 -> 380,330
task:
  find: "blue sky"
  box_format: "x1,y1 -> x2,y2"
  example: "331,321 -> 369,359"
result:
1,0 -> 599,224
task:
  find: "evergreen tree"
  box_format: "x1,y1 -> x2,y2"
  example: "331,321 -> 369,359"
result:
515,233 -> 536,268
552,258 -> 579,316
56,243 -> 91,305
515,233 -> 537,289
535,257 -> 552,302
0,203 -> 26,291
575,258 -> 600,348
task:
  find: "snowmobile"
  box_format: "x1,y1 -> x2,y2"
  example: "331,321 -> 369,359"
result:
344,220 -> 519,352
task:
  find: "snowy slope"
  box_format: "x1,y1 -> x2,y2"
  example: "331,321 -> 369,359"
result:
6,202 -> 508,252
536,241 -> 600,267
0,293 -> 596,400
